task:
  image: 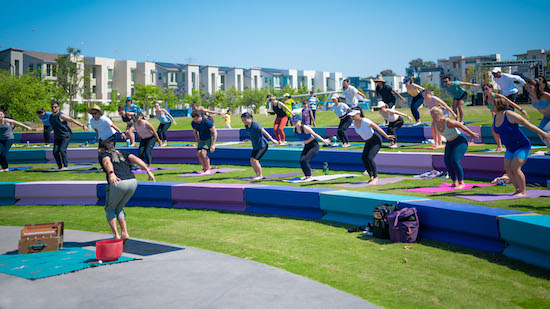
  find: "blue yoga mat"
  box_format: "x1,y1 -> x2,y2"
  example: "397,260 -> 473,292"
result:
0,247 -> 136,280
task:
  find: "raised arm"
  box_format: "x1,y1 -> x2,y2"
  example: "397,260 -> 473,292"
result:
60,114 -> 89,131
496,94 -> 529,119
460,81 -> 480,87
201,107 -> 222,115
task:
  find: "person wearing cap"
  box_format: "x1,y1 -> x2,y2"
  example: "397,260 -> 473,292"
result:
191,110 -> 217,173
442,76 -> 479,123
135,112 -> 162,169
270,97 -> 294,145
89,105 -> 126,148
301,100 -> 316,126
49,101 -> 89,170
36,108 -> 53,146
341,78 -> 366,110
124,97 -> 142,115
283,93 -> 295,126
403,77 -> 425,125
349,110 -> 395,184
374,76 -> 406,109
374,101 -> 413,148
118,106 -> 137,147
307,91 -> 319,119
421,89 -> 457,149
241,112 -> 278,180
491,67 -> 526,103
331,94 -> 352,147
291,114 -> 330,181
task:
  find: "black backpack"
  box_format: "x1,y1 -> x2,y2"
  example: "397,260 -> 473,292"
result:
372,204 -> 398,239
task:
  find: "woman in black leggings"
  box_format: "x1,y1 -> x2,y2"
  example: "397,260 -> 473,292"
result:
49,102 -> 88,170
291,114 -> 330,181
375,102 -> 413,148
349,110 -> 395,184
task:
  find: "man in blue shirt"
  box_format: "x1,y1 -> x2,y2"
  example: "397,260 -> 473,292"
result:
36,108 -> 53,146
191,110 -> 217,173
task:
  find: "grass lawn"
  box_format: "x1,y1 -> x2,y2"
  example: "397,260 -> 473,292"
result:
1,205 -> 549,308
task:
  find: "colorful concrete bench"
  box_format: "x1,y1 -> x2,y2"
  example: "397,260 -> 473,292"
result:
97,181 -> 174,208
8,149 -> 47,164
522,157 -> 550,184
499,214 -> 550,270
216,129 -> 241,142
320,190 -> 426,227
244,186 -> 334,219
432,153 -> 505,180
398,199 -> 527,253
46,148 -> 100,164
15,181 -> 104,206
151,147 -> 198,164
172,183 -> 264,212
0,182 -> 22,206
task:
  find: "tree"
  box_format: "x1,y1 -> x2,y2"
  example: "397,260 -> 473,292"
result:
380,69 -> 396,76
241,88 -> 268,113
55,46 -> 89,117
0,70 -> 66,122
133,84 -> 161,111
159,88 -> 179,109
406,58 -> 424,76
423,61 -> 437,68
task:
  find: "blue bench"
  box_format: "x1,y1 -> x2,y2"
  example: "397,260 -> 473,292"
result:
97,181 -> 174,208
7,149 -> 47,164
398,199 -> 527,253
244,186 -> 334,219
320,190 -> 426,226
0,182 -> 22,206
499,214 -> 550,270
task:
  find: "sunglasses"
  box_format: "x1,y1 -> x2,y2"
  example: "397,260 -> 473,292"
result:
91,112 -> 99,115
483,88 -> 490,91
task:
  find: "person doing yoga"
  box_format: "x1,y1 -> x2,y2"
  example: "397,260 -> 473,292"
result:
291,114 -> 330,181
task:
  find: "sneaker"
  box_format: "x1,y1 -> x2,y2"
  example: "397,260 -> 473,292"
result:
389,144 -> 398,148
362,170 -> 370,176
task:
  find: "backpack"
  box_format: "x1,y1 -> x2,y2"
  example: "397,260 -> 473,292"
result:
372,204 -> 398,239
387,207 -> 419,243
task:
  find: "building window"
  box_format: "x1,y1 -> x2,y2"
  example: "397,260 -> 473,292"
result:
311,78 -> 315,89
289,76 -> 293,86
92,85 -> 97,94
46,64 -> 52,77
28,64 -> 33,72
220,75 -> 225,90
52,65 -> 57,77
254,76 -> 258,89
108,81 -> 112,89
191,72 -> 196,89
131,88 -> 135,95
171,72 -> 175,83
151,71 -> 154,83
108,69 -> 113,80
211,73 -> 216,91
264,77 -> 268,84
326,78 -> 329,89
92,67 -> 96,79
131,70 -> 135,82
159,72 -> 162,80
237,75 -> 242,89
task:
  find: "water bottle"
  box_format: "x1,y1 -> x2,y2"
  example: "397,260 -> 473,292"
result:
126,139 -> 131,147
27,141 -> 30,147
323,162 -> 329,175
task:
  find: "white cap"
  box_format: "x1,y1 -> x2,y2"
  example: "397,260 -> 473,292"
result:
348,110 -> 360,117
331,93 -> 340,100
491,67 -> 502,74
374,101 -> 387,108
284,93 -> 290,97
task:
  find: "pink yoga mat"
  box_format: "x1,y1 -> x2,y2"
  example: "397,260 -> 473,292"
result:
133,167 -> 179,174
178,168 -> 246,177
458,189 -> 550,202
336,176 -> 412,188
237,172 -> 304,181
405,182 -> 494,193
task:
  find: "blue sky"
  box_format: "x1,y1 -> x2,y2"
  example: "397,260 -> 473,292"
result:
1,0 -> 548,77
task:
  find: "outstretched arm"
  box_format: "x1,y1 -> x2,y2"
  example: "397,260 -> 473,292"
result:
460,81 -> 480,87
388,109 -> 413,121
128,154 -> 156,182
411,83 -> 424,91
5,119 -> 33,131
60,114 -> 89,131
497,94 -> 529,119
279,102 -> 293,114
369,122 -> 394,140
446,118 -> 479,139
304,125 -> 329,144
163,109 -> 177,125
392,89 -> 406,101
433,96 -> 458,119
508,111 -> 550,141
261,128 -> 279,144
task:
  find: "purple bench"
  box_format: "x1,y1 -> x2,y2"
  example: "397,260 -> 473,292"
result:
151,147 -> 199,164
432,153 -> 505,180
46,148 -> 100,163
172,183 -> 264,212
15,181 -> 104,206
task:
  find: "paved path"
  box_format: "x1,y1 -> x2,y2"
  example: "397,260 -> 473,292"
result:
0,226 -> 377,309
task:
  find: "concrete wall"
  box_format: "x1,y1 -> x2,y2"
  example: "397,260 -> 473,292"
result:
299,70 -> 316,91
226,68 -> 244,91
114,60 -> 137,98
244,68 -> 261,89
200,66 -> 219,94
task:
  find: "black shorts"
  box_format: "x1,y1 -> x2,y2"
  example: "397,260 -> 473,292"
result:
125,121 -> 135,130
250,145 -> 268,160
454,92 -> 468,102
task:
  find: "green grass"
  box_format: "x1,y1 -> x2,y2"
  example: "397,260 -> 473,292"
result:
0,205 -> 549,308
3,163 -> 550,215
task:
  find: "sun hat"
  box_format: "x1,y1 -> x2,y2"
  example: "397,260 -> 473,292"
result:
348,110 -> 360,117
491,67 -> 502,74
292,114 -> 302,121
88,104 -> 103,114
374,76 -> 386,83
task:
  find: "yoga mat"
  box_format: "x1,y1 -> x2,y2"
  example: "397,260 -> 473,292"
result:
4,166 -> 33,172
178,168 -> 246,177
475,148 -> 505,153
73,167 -> 101,173
458,189 -> 550,202
132,167 -> 179,174
281,174 -> 359,183
237,172 -> 305,181
323,143 -> 363,148
0,247 -> 136,280
380,143 -> 420,148
405,182 -> 494,193
26,164 -> 94,172
412,145 -> 446,150
335,176 -> 412,188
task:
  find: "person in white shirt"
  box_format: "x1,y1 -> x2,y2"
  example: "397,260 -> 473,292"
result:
88,105 -> 126,148
342,78 -> 366,109
307,91 -> 319,119
491,67 -> 526,103
349,110 -> 394,184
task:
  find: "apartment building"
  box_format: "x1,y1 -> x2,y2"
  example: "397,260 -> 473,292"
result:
329,72 -> 343,92
513,49 -> 549,77
438,54 -> 501,81
314,71 -> 330,92
244,68 -> 262,89
298,70 -> 316,91
220,67 -> 244,91
199,65 -> 220,94
418,67 -> 444,87
84,57 -> 116,103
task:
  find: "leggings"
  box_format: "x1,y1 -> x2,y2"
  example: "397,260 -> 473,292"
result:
53,136 -> 71,168
338,116 -> 353,144
410,94 -> 424,122
538,114 -> 550,130
43,125 -> 53,144
300,141 -> 320,176
0,139 -> 14,169
362,133 -> 382,177
157,122 -> 171,141
105,178 -> 138,221
387,116 -> 404,141
138,136 -> 156,164
273,116 -> 288,141
443,134 -> 469,181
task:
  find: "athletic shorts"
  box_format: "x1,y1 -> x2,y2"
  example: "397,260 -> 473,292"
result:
197,138 -> 213,152
454,92 -> 468,102
504,145 -> 531,161
250,145 -> 268,160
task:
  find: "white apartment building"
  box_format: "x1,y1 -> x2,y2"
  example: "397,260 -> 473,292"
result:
314,71 -> 330,92
438,54 -> 501,81
155,62 -> 181,89
418,67 -> 444,87
298,70 -> 316,91
200,65 -> 219,94
383,75 -> 406,93
329,72 -> 343,92
182,64 -> 200,94
244,68 -> 262,89
136,62 -> 156,86
221,67 -> 244,91
114,60 -> 137,98
84,57 -> 116,103
282,69 -> 297,89
260,69 -> 283,89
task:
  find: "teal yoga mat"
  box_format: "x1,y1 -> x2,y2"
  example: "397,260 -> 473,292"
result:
0,247 -> 136,280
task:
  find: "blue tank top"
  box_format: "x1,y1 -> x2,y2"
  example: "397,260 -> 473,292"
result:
493,111 -> 530,152
295,126 -> 312,141
532,99 -> 550,110
156,112 -> 171,124
49,112 -> 72,139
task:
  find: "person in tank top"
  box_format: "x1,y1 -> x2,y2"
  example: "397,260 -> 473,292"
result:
134,112 -> 161,169
49,102 -> 88,170
421,90 -> 457,149
291,114 -> 330,181
374,101 -> 413,148
154,102 -> 177,146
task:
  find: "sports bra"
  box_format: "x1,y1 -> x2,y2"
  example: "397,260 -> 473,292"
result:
407,86 -> 420,97
532,98 -> 550,110
380,110 -> 399,122
436,118 -> 460,140
295,126 -> 312,141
